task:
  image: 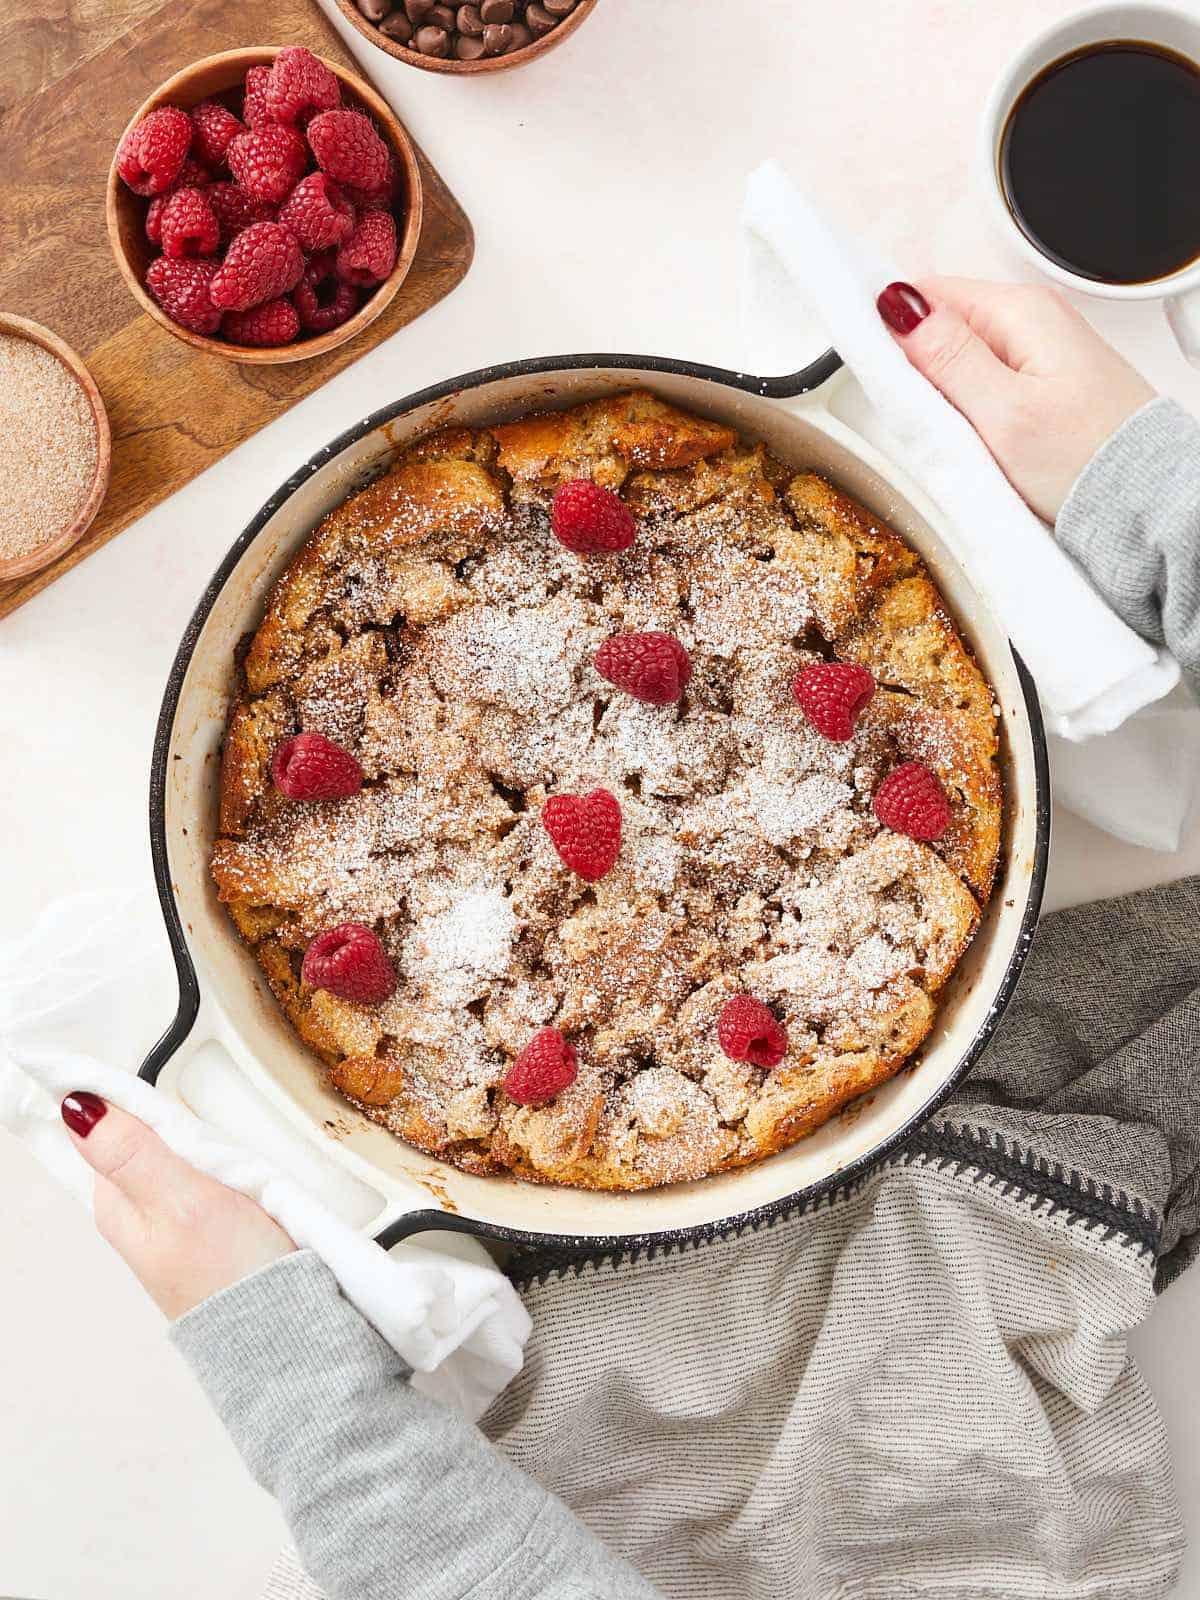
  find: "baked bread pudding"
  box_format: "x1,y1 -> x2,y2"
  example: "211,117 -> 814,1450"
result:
211,392 -> 1001,1191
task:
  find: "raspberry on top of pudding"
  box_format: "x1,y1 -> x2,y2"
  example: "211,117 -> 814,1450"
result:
211,391 -> 1001,1192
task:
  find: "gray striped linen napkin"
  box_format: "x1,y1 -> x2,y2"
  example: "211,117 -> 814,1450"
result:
265,877 -> 1200,1599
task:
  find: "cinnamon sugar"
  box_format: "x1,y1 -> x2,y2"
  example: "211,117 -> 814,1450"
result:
0,334 -> 98,560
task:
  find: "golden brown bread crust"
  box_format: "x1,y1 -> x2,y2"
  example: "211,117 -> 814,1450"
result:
218,691 -> 292,838
492,392 -> 738,487
212,392 -> 1001,1191
783,471 -> 919,635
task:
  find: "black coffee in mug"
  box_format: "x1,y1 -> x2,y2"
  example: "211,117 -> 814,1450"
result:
1000,41 -> 1200,285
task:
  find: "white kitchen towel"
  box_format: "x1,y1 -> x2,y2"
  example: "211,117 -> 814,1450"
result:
0,889 -> 531,1422
740,159 -> 1196,849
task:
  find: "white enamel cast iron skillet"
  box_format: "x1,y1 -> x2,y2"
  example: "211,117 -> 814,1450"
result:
142,351 -> 1049,1257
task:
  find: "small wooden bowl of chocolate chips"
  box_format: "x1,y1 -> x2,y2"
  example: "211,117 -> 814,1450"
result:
334,0 -> 598,72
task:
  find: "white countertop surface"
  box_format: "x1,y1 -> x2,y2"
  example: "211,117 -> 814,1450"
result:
2,1 -> 1198,1594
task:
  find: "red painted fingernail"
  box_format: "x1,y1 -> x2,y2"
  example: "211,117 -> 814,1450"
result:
62,1092 -> 107,1139
877,281 -> 931,335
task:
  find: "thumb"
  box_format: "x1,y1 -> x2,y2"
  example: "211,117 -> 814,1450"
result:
61,1093 -> 201,1215
877,279 -> 1020,435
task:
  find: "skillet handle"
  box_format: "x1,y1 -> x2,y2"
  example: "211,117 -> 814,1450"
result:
371,1199 -> 489,1252
136,951 -> 466,1249
741,347 -> 843,398
139,925 -> 200,1088
152,1024 -> 389,1228
695,346 -> 842,399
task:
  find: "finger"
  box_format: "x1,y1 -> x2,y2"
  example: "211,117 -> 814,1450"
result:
61,1094 -> 204,1217
918,276 -> 1081,373
877,279 -> 1022,435
91,1170 -> 143,1251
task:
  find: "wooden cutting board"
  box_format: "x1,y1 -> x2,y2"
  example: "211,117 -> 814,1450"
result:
0,0 -> 474,620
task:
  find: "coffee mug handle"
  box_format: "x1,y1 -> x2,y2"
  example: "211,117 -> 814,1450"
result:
1164,286 -> 1200,366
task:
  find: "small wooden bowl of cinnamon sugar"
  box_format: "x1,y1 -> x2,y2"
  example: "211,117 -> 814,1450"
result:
0,314 -> 111,583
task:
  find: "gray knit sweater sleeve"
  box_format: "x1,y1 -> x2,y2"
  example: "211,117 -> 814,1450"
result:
170,1250 -> 661,1600
1057,396 -> 1200,693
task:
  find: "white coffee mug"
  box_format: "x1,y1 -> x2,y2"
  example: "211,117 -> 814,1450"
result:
980,1 -> 1200,364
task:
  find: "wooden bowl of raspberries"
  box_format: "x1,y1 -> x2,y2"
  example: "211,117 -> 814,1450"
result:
105,47 -> 423,362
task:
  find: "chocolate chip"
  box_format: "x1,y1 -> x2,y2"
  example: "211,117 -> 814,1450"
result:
361,0 -> 571,61
413,22 -> 450,52
525,3 -> 558,36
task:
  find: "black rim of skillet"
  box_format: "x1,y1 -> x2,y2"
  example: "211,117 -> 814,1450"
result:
142,347 -> 1051,1257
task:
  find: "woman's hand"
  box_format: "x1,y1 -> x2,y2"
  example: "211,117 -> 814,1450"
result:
62,1092 -> 295,1320
876,277 -> 1155,522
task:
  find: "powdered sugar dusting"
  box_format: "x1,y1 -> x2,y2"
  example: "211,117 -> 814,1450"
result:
213,396 -> 998,1193
737,771 -> 855,848
424,598 -> 602,717
403,885 -> 518,1007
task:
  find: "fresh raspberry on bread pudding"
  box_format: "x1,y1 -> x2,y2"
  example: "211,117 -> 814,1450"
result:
302,923 -> 396,1004
873,761 -> 953,841
717,994 -> 788,1068
272,731 -> 363,799
595,631 -> 692,705
504,1029 -> 579,1106
211,392 -> 1000,1191
542,788 -> 622,882
792,661 -> 876,742
550,478 -> 638,554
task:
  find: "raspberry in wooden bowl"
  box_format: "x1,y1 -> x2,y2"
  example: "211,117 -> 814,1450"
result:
105,47 -> 423,365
